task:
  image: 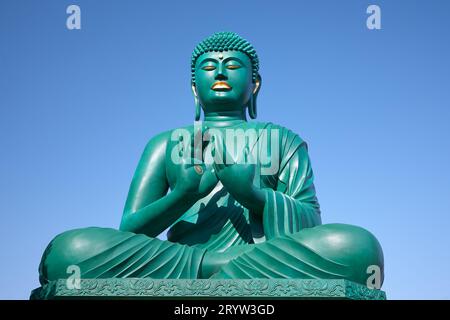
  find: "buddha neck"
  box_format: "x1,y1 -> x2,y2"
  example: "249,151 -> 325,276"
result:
203,110 -> 247,128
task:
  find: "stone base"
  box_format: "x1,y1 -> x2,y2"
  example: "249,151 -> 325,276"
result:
31,279 -> 386,300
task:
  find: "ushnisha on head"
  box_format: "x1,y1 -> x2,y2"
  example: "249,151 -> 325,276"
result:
191,32 -> 261,120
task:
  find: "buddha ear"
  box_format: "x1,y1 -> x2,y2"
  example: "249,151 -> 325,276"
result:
248,74 -> 261,119
192,84 -> 201,121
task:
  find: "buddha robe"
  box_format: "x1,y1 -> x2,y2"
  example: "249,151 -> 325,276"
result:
38,122 -> 384,287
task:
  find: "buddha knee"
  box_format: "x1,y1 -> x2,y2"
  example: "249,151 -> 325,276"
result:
39,227 -> 123,284
292,223 -> 384,286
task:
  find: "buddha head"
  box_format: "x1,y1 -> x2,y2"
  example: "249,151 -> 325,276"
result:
191,32 -> 261,120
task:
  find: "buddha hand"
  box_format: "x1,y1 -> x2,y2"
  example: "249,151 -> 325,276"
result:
174,156 -> 218,201
174,131 -> 218,201
212,138 -> 260,208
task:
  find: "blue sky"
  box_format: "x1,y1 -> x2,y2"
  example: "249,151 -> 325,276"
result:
0,0 -> 449,299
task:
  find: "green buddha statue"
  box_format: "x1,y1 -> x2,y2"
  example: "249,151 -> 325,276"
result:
38,32 -> 384,288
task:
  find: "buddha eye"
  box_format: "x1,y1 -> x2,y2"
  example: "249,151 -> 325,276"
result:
202,66 -> 216,71
226,65 -> 241,70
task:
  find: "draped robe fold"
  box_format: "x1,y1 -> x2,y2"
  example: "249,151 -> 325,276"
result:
39,122 -> 383,286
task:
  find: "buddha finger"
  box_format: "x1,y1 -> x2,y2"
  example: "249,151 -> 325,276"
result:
194,127 -> 211,162
178,134 -> 188,159
202,131 -> 212,152
191,135 -> 202,163
217,139 -> 235,167
212,145 -> 226,172
242,146 -> 253,164
224,147 -> 238,167
212,135 -> 225,166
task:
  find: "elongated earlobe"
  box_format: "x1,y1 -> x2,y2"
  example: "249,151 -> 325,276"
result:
192,84 -> 201,121
195,97 -> 201,121
248,95 -> 257,119
248,75 -> 261,119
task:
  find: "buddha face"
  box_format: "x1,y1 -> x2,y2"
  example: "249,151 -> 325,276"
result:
193,51 -> 257,114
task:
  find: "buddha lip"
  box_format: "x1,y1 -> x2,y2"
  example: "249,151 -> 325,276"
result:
211,81 -> 232,91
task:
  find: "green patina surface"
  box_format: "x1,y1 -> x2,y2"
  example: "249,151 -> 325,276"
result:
34,32 -> 386,299
31,279 -> 386,300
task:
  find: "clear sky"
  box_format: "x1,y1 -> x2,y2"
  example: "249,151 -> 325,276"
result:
1,0 -> 449,299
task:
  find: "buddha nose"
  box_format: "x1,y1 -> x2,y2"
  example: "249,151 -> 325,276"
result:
216,64 -> 228,80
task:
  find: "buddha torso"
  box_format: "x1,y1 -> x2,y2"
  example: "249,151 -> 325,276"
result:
35,32 -> 384,289
164,120 -> 299,251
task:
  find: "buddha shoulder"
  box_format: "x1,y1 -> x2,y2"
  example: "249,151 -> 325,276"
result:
141,130 -> 172,154
140,126 -> 195,156
251,121 -> 306,147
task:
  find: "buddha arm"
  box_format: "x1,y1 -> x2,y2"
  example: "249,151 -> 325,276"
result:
218,126 -> 321,238
260,140 -> 322,240
120,131 -> 196,237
